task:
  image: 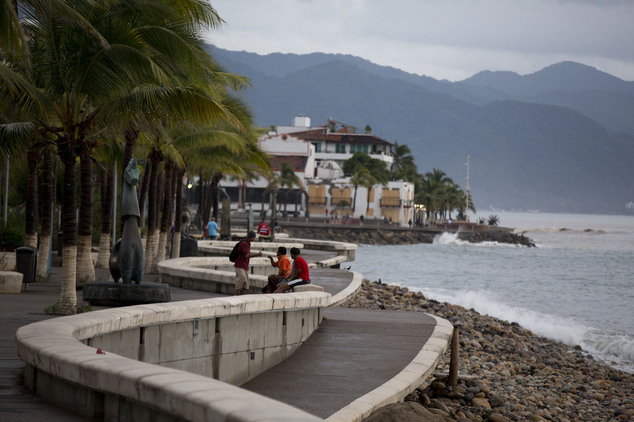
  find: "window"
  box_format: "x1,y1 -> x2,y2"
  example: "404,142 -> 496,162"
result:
350,144 -> 368,154
312,142 -> 321,153
335,144 -> 346,153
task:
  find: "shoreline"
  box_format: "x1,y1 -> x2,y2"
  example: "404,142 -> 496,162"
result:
346,280 -> 633,422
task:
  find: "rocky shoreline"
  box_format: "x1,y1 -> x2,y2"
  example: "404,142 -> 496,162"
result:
345,281 -> 633,422
282,226 -> 536,247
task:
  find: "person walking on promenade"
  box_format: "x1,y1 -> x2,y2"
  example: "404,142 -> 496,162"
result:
273,247 -> 310,293
257,218 -> 271,240
206,218 -> 219,240
234,230 -> 262,295
262,246 -> 291,293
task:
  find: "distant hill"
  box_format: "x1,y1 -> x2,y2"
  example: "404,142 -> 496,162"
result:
209,46 -> 634,215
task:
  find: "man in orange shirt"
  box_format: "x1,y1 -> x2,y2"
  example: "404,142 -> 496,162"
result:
273,248 -> 310,293
262,246 -> 292,293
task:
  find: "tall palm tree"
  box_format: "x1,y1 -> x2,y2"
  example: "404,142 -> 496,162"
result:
9,0 -> 242,313
35,146 -> 55,278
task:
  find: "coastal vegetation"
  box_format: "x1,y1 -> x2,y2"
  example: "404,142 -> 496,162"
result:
0,0 -> 269,313
343,146 -> 475,223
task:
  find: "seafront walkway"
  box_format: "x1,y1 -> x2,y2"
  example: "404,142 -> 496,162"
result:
1,244 -> 450,421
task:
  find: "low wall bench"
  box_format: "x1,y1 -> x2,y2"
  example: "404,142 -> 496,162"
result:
292,284 -> 324,292
0,271 -> 23,293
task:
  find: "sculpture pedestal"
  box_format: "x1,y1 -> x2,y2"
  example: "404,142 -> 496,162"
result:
83,282 -> 170,307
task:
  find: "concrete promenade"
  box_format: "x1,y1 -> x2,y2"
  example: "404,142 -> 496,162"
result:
1,252 -> 440,421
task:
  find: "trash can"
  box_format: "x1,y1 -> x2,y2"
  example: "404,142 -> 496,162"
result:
16,246 -> 38,283
179,233 -> 198,257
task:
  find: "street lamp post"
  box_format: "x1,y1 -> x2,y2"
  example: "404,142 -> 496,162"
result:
465,155 -> 470,222
218,187 -> 231,240
270,188 -> 279,242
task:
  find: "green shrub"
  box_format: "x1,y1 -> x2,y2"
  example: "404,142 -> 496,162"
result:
44,301 -> 93,315
0,218 -> 24,251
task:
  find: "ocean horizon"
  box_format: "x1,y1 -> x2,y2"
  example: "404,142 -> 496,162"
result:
353,211 -> 634,374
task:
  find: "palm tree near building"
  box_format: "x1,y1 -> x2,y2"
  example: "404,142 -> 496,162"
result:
391,143 -> 417,181
167,101 -> 266,257
267,162 -> 301,215
350,166 -> 380,216
194,122 -> 269,227
438,183 -> 463,220
455,190 -> 476,221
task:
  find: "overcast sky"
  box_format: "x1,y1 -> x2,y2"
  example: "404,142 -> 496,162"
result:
203,0 -> 634,82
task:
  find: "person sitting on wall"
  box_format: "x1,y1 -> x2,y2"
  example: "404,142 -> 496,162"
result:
262,246 -> 291,293
273,247 -> 310,293
257,218 -> 271,240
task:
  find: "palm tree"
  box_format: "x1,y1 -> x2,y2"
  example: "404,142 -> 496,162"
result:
35,146 -> 55,278
426,168 -> 454,186
7,0 -> 242,313
349,167 -> 375,215
268,162 -> 301,215
391,143 -> 417,181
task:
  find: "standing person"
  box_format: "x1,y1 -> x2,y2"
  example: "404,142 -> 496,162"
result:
257,218 -> 271,240
273,247 -> 310,293
262,246 -> 291,293
206,218 -> 219,240
234,231 -> 262,295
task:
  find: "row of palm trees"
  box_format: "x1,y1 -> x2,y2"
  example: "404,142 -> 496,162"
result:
1,0 -> 270,313
342,144 -> 475,222
391,144 -> 475,222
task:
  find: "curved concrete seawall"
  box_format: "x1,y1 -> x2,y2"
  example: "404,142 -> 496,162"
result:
15,238 -> 452,421
16,294 -> 329,421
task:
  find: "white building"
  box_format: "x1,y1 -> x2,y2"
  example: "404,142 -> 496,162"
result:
222,116 -> 416,226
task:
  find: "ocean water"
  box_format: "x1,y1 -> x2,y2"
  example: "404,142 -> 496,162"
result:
353,212 -> 634,373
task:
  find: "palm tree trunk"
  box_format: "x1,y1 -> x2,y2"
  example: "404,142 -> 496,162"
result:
59,148 -> 77,314
168,167 -> 178,257
151,167 -> 163,264
199,176 -> 212,227
122,125 -> 138,175
76,147 -> 95,287
352,186 -> 358,214
172,168 -> 184,258
154,160 -> 173,270
212,172 -> 222,220
37,146 -> 53,279
24,147 -> 39,247
96,164 -> 113,268
137,159 -> 151,228
144,152 -> 161,273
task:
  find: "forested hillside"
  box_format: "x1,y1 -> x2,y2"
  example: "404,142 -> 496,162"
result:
210,46 -> 634,214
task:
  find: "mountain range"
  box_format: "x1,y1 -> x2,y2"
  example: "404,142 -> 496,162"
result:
208,46 -> 634,215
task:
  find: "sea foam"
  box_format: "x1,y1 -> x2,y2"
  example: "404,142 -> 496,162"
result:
422,288 -> 587,346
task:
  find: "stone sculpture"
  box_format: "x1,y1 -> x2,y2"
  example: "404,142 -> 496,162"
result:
109,158 -> 145,284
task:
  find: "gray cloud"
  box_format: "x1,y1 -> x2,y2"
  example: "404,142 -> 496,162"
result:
206,0 -> 634,81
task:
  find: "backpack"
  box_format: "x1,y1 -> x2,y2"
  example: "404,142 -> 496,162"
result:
229,240 -> 243,262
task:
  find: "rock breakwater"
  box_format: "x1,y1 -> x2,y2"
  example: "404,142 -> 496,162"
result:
346,280 -> 633,422
282,226 -> 535,247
